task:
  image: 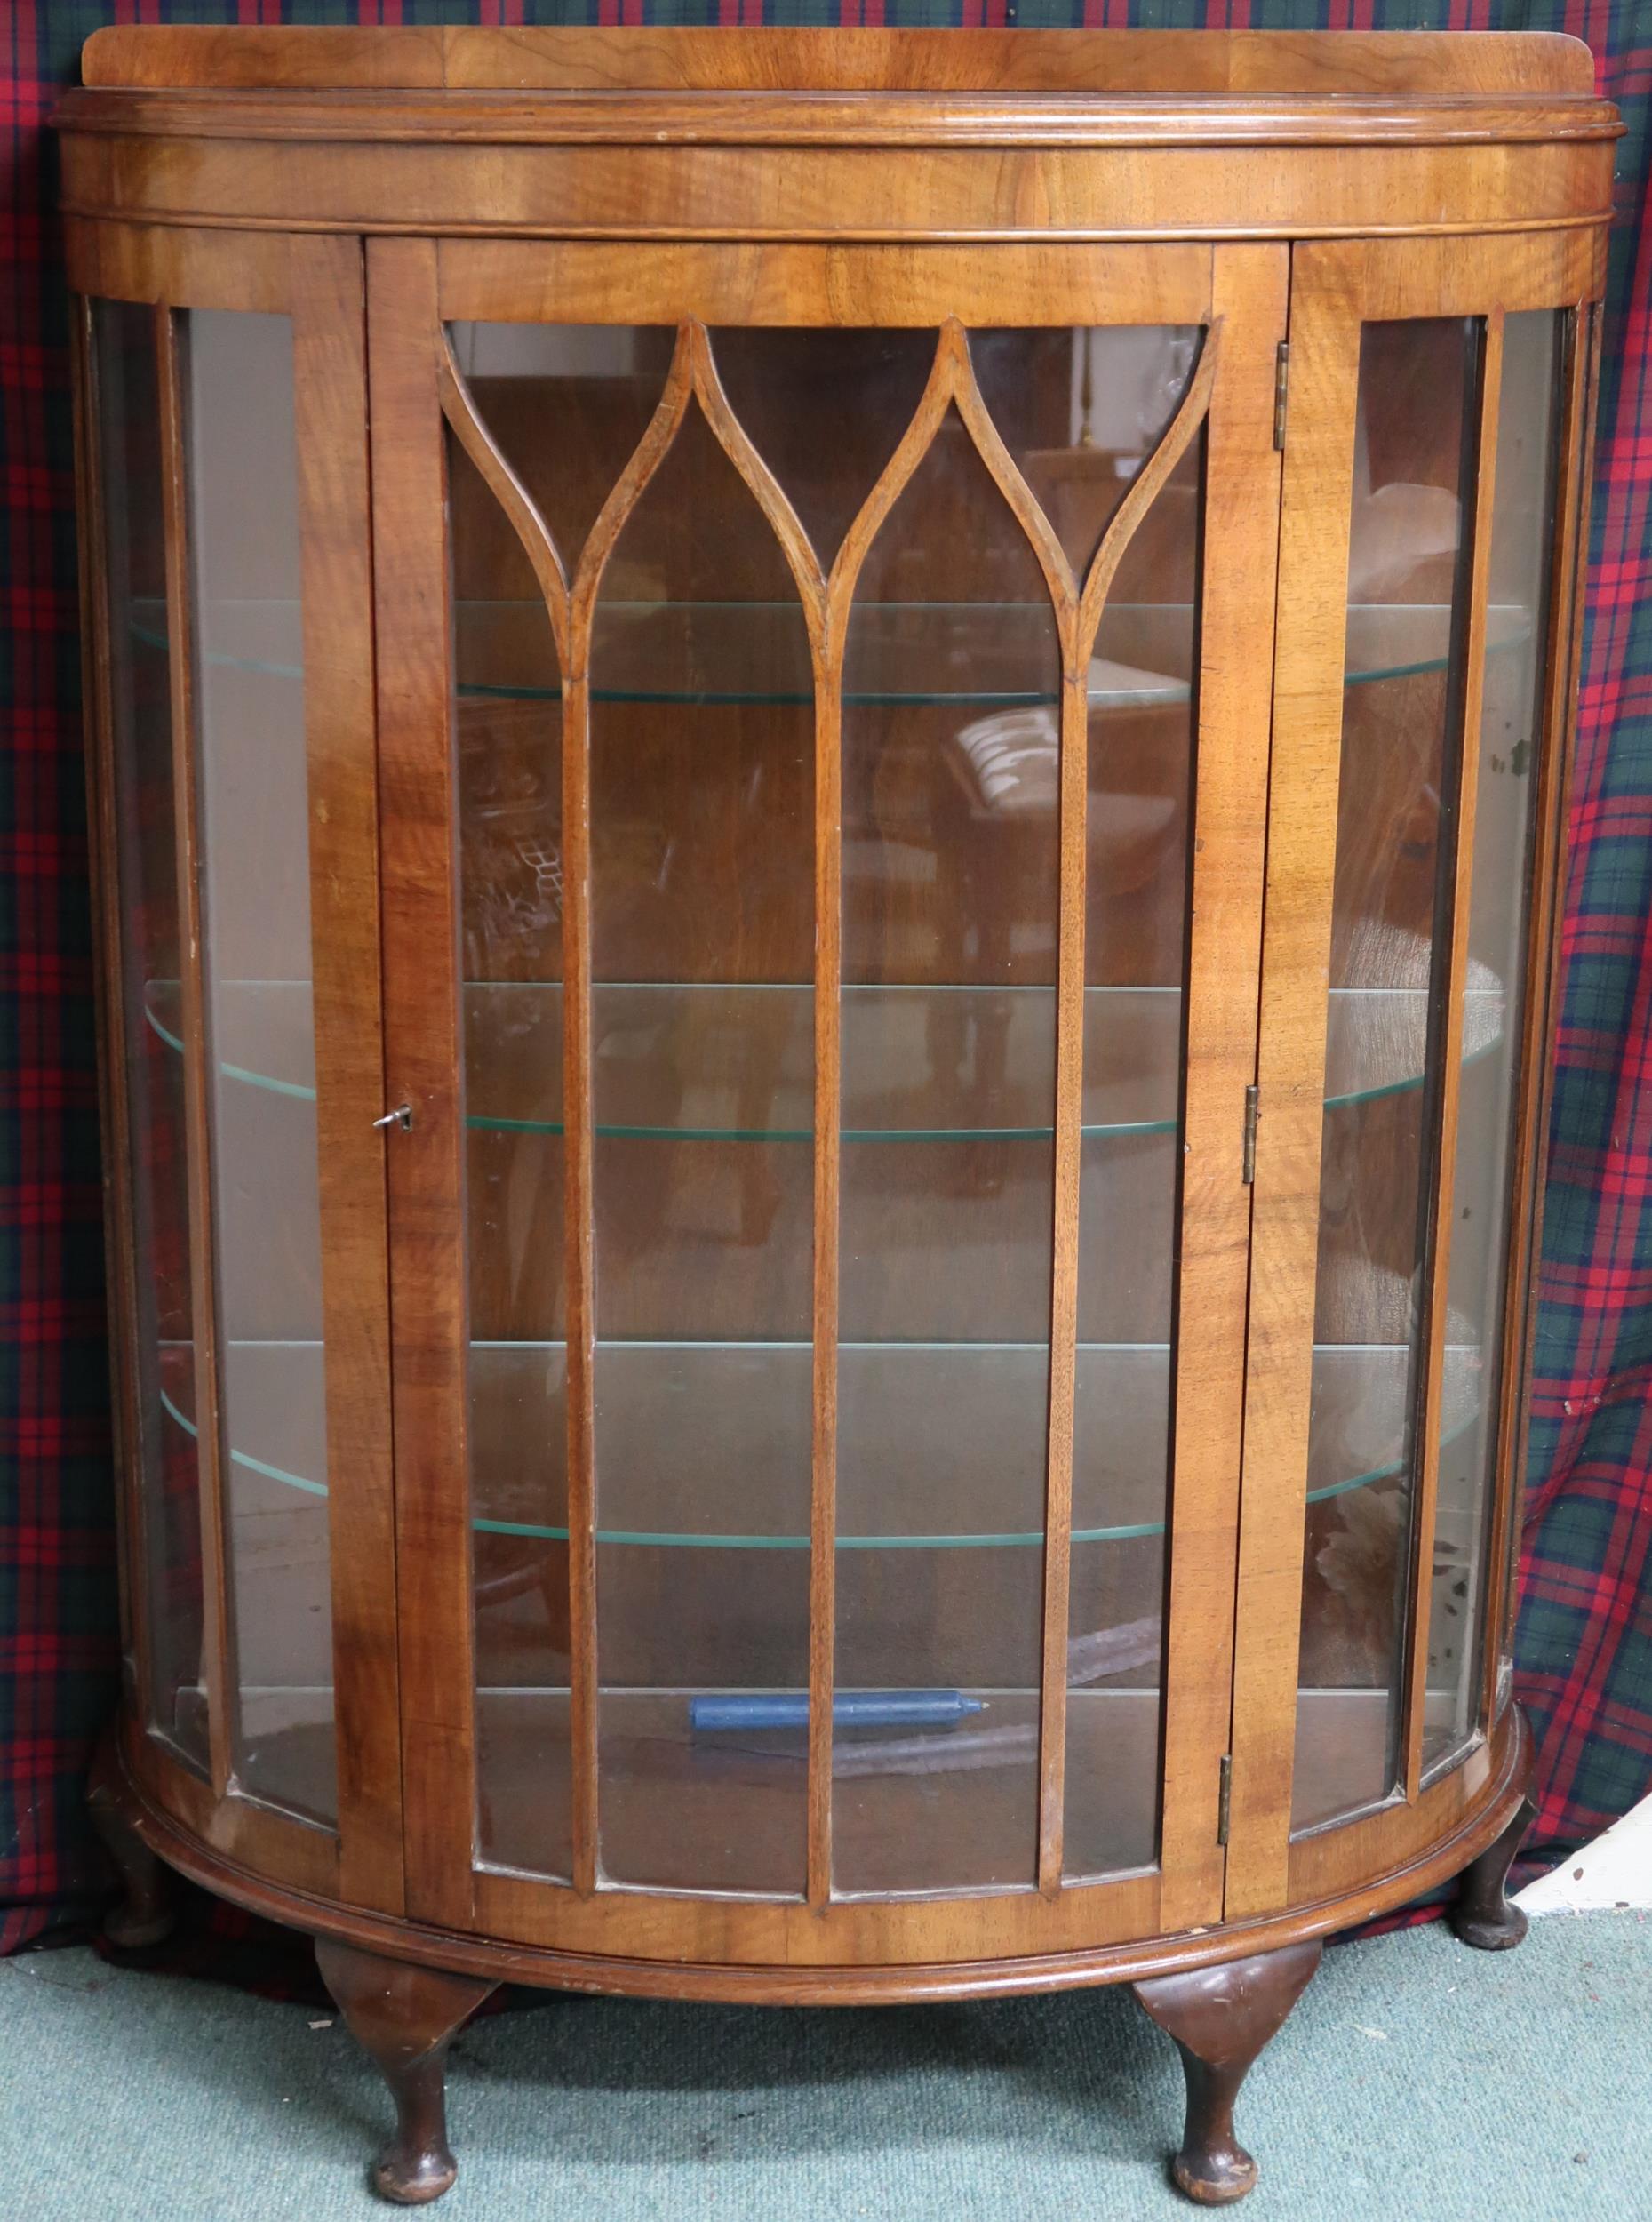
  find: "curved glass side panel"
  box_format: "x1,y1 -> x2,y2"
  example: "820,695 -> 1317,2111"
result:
188,309 -> 334,1826
1293,317 -> 1479,1834
98,300 -> 209,1775
1423,310 -> 1564,1777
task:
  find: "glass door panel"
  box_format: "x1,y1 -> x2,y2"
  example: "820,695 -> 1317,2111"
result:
186,308 -> 335,1826
1288,297 -> 1569,1835
1068,351 -> 1201,1882
440,298 -> 1227,1909
449,323 -> 674,1882
97,300 -> 210,1778
448,396 -> 572,1882
1292,316 -> 1479,1832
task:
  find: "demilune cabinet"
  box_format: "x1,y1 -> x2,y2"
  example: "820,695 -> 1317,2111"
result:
61,23 -> 1616,2207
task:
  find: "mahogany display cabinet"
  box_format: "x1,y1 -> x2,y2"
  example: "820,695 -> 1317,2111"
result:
60,24 -> 1617,2207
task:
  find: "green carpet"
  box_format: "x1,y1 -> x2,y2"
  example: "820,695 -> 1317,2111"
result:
1,1915 -> 1644,2220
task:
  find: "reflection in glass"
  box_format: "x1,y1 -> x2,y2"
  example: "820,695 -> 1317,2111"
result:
188,309 -> 334,1826
1293,318 -> 1478,1833
99,300 -> 209,1774
1423,310 -> 1563,1775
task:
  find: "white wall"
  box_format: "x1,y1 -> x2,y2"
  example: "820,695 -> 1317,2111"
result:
1517,1792 -> 1652,1914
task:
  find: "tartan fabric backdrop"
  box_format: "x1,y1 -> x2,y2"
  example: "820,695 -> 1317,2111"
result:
4,1 -> 1650,1958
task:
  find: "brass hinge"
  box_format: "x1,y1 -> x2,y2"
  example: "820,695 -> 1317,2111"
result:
1217,1754 -> 1233,1847
1273,342 -> 1289,451
1241,1083 -> 1259,1184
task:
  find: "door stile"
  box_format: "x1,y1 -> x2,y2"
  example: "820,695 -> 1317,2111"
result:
1157,244 -> 1289,1930
1225,241 -> 1365,1922
291,234 -> 404,1913
367,237 -> 478,1930
1398,311 -> 1504,1801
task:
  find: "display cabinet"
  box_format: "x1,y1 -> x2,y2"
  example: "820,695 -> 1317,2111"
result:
60,24 -> 1616,2207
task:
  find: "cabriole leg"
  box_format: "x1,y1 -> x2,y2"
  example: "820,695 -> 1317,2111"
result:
1132,1939 -> 1321,2204
315,1938 -> 498,2205
1450,1796 -> 1534,1952
86,1769 -> 176,1947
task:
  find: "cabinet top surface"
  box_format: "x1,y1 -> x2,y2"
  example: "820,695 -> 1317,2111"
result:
68,27 -> 1616,144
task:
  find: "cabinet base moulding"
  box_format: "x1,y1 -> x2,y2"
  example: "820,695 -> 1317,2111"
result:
93,1714 -> 1531,2204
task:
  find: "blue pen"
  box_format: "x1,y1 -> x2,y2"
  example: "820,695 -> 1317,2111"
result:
690,1690 -> 986,1733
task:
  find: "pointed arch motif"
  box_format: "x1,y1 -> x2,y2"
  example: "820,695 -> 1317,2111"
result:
1076,320 -> 1223,656
438,332 -> 571,665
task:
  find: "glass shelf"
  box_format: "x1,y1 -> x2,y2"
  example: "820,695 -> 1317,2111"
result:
133,597 -> 1532,707
143,973 -> 1503,1139
158,1331 -> 1480,1548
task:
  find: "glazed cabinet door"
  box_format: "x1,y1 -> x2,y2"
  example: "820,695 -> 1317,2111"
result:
1228,230 -> 1603,1918
73,230 -> 401,1908
374,239 -> 1285,1959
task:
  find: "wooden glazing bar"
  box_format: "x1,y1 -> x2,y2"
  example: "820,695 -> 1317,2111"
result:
1225,244 -> 1364,1921
73,296 -> 144,1702
807,651 -> 842,1910
156,302 -> 233,1799
291,232 -> 402,1906
1480,295 -> 1600,1731
1401,311 -> 1504,1802
366,238 -> 475,1928
560,657 -> 599,1899
1157,247 -> 1286,1932
1035,655 -> 1087,1898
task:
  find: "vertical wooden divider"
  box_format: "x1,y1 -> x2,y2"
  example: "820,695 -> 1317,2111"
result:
156,302 -> 234,1800
1401,311 -> 1504,1800
1158,245 -> 1286,1930
560,661 -> 600,1898
1480,294 -> 1600,1730
806,639 -> 842,1912
1225,243 -> 1364,1921
1034,653 -> 1088,1900
291,234 -> 403,1910
367,238 -> 475,1930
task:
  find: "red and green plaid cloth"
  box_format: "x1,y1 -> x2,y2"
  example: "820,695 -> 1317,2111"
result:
4,2 -> 1650,1961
